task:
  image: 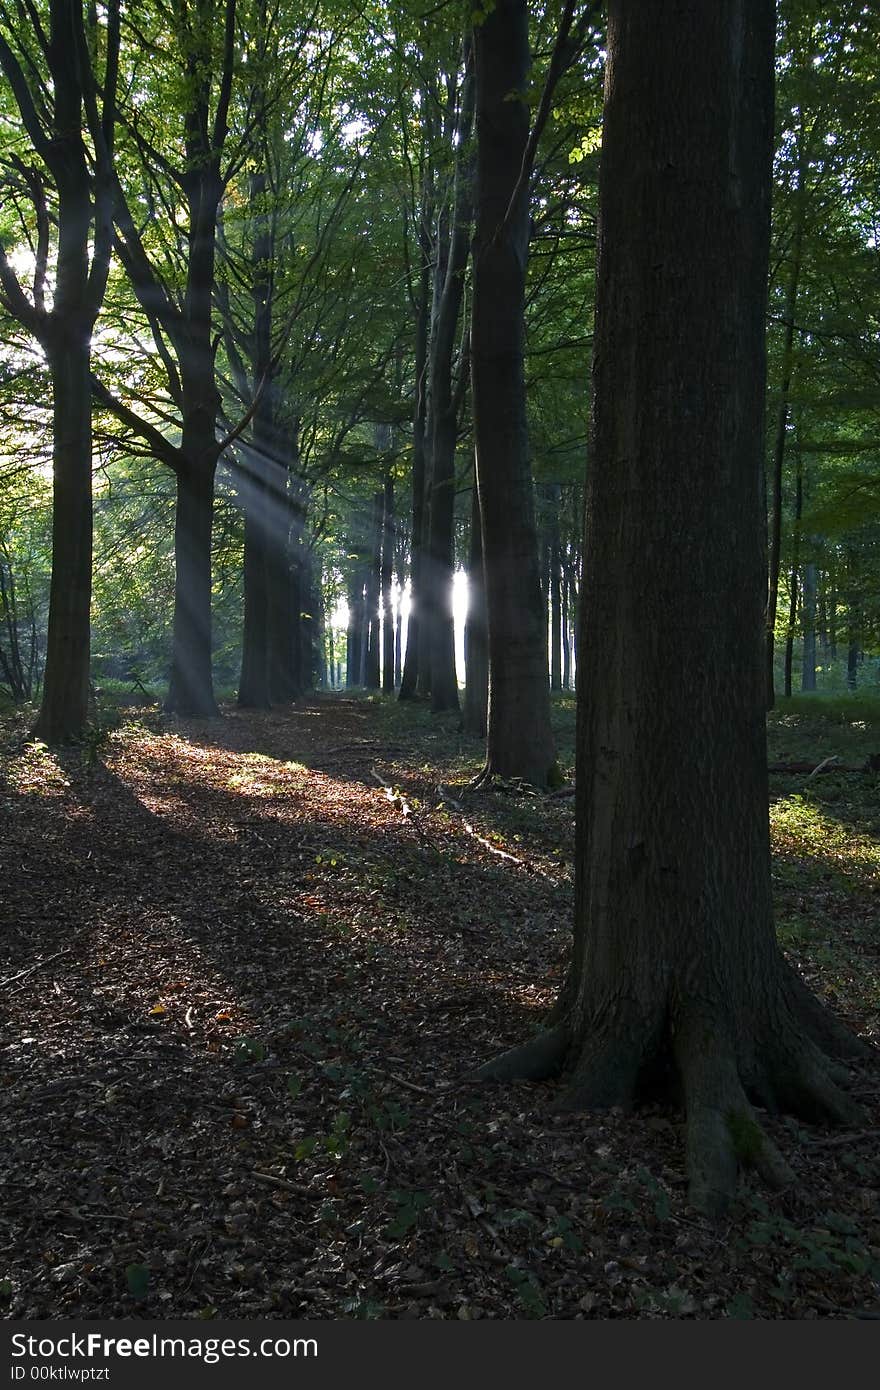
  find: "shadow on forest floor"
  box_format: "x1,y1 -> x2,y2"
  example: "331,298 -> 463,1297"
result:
0,695 -> 878,1319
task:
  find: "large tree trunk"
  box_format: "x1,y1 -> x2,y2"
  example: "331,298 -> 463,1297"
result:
470,0 -> 556,786
480,0 -> 868,1218
33,329 -> 93,743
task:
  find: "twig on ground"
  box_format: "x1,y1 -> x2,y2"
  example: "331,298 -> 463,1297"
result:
1,948 -> 74,990
251,1171 -> 315,1196
805,1128 -> 880,1150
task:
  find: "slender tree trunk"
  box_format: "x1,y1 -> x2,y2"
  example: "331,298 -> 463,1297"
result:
425,45 -> 474,715
364,490 -> 383,690
801,560 -> 817,691
480,0 -> 867,1218
783,458 -> 802,698
463,480 -> 488,737
549,485 -> 562,692
828,567 -> 838,660
561,549 -> 571,692
766,124 -> 807,707
382,471 -> 395,694
400,165 -> 433,702
846,554 -> 860,691
471,0 -> 556,785
800,563 -> 817,690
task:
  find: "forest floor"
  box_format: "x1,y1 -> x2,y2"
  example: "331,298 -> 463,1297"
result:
1,690 -> 879,1321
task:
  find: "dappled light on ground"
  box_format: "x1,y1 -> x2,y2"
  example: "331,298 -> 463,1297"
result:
1,696 -> 878,1319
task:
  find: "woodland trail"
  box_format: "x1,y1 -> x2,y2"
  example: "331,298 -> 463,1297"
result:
1,697 -> 878,1319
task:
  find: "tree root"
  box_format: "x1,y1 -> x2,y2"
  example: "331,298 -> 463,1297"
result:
782,961 -> 874,1062
476,1022 -> 569,1082
479,999 -> 870,1219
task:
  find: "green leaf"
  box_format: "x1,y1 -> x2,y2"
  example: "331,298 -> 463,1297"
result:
125,1263 -> 150,1300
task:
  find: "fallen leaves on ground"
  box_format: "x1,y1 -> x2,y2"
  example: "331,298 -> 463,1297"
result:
0,695 -> 878,1320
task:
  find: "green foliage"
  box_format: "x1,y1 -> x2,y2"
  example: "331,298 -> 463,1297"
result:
124,1263 -> 151,1300
233,1036 -> 266,1066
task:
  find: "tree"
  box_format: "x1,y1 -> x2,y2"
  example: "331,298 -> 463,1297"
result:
0,0 -> 119,740
480,0 -> 870,1217
93,0 -> 240,717
470,0 -> 577,786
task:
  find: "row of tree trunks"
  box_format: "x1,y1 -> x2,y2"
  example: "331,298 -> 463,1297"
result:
346,478 -> 397,691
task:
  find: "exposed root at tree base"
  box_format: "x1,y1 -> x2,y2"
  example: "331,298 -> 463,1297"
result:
477,1004 -> 872,1219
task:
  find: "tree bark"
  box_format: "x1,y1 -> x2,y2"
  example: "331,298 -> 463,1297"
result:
364,490 -> 383,690
424,44 -> 474,715
479,0 -> 868,1218
801,559 -> 817,692
548,485 -> 562,692
766,117 -> 807,707
471,0 -> 556,785
382,470 -> 396,694
783,456 -> 802,699
34,325 -> 93,742
400,153 -> 433,702
166,456 -> 218,717
463,480 -> 488,738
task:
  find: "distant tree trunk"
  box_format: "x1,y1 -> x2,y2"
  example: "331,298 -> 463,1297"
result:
400,158 -> 433,702
828,567 -> 838,660
471,0 -> 556,785
801,560 -> 817,692
845,549 -> 859,690
561,549 -> 571,692
463,481 -> 488,737
766,118 -> 807,708
382,471 -> 396,694
424,43 -> 473,715
267,479 -> 302,706
480,0 -> 867,1218
549,486 -> 562,692
783,457 -> 802,699
364,491 -> 383,690
346,573 -> 361,687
